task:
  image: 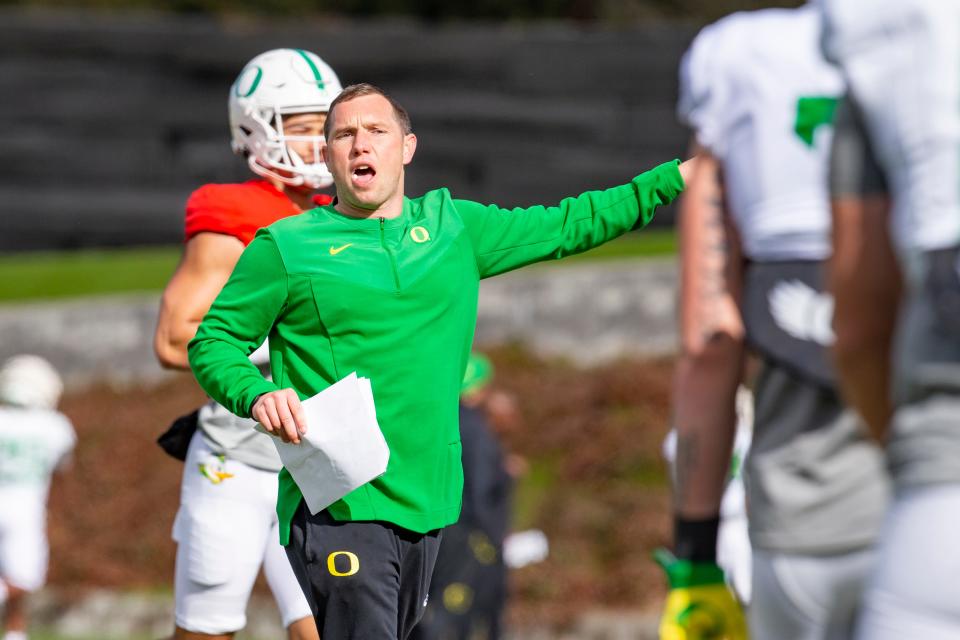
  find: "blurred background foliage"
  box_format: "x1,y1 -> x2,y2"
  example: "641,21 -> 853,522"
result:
2,0 -> 803,22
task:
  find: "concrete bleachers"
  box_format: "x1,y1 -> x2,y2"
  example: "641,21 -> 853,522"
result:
0,9 -> 695,251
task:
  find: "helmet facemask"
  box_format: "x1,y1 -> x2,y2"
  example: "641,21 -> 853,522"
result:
242,105 -> 332,190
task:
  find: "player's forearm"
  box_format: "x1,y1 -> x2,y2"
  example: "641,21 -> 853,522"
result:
671,338 -> 744,519
832,284 -> 899,439
669,336 -> 743,564
829,195 -> 900,440
832,340 -> 894,440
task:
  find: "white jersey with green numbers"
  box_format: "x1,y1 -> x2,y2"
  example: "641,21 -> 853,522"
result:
0,406 -> 75,507
678,4 -> 844,262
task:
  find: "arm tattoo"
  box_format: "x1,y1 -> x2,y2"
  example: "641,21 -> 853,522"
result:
698,168 -> 732,344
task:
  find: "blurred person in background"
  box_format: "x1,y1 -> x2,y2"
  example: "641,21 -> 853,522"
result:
153,48 -> 342,640
411,353 -> 518,640
658,3 -> 889,639
822,1 -> 960,637
0,355 -> 75,640
188,82 -> 695,639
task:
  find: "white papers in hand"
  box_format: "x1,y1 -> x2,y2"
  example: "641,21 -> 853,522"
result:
256,372 -> 389,514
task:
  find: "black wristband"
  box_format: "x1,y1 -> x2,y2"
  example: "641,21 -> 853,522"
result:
673,515 -> 720,563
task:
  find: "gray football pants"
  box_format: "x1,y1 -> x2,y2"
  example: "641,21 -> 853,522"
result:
749,546 -> 874,640
855,484 -> 960,640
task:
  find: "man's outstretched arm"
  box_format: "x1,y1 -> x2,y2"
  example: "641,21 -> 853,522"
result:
456,159 -> 694,278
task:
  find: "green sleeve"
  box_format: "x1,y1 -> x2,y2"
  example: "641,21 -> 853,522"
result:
456,160 -> 684,278
187,229 -> 287,418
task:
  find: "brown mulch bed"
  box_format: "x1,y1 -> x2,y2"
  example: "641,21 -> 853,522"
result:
47,347 -> 674,629
50,372 -> 206,594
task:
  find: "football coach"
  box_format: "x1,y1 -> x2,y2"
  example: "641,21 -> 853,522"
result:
189,83 -> 695,639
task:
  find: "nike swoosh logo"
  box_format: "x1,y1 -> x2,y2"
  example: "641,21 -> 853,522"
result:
329,243 -> 353,256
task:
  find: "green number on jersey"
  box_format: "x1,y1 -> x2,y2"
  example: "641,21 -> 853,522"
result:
795,96 -> 840,147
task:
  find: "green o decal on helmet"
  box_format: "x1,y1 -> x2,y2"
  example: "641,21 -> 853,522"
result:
234,65 -> 263,98
461,353 -> 494,396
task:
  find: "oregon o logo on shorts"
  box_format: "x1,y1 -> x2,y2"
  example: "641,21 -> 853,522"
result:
410,226 -> 431,243
327,551 -> 360,577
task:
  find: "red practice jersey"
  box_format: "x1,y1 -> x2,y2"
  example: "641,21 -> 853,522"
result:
184,179 -> 334,246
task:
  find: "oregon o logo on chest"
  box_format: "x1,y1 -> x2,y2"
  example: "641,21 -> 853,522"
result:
410,226 -> 431,243
327,551 -> 360,577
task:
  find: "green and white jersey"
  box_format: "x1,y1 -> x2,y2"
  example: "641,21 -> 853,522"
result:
0,406 -> 76,505
678,4 -> 843,261
189,162 -> 684,544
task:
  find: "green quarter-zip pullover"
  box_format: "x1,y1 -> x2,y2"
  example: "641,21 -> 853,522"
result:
188,160 -> 684,544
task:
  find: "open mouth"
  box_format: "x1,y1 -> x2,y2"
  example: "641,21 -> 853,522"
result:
351,164 -> 376,187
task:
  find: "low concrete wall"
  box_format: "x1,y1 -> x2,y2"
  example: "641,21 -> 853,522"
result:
477,258 -> 678,365
0,258 -> 678,388
0,293 -> 167,389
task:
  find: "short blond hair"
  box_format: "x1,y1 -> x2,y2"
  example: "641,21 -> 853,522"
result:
324,83 -> 413,139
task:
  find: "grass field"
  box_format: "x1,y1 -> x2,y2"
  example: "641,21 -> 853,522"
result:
0,246 -> 180,303
559,227 -> 676,264
0,229 -> 675,304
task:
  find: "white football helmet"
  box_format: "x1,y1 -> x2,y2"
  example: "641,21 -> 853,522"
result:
0,355 -> 64,411
229,48 -> 342,189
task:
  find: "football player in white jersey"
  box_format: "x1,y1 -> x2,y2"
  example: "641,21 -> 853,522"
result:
0,356 -> 75,640
153,48 -> 341,640
658,4 -> 890,639
822,1 -> 960,637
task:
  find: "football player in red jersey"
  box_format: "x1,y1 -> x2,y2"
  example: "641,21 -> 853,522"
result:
153,49 -> 341,640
